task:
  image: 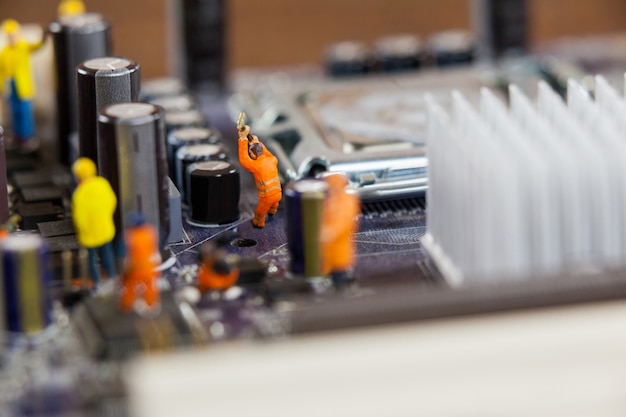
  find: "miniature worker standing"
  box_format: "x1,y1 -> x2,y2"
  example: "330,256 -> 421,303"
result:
197,241 -> 239,293
320,173 -> 360,288
238,124 -> 281,228
71,157 -> 117,283
120,214 -> 160,313
0,19 -> 44,142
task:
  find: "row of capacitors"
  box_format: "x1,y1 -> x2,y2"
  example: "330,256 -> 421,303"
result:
142,79 -> 241,234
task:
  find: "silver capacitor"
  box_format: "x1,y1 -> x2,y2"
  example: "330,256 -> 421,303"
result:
77,57 -> 140,167
98,102 -> 170,247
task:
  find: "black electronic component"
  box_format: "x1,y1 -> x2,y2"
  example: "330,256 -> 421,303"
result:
77,57 -> 140,166
187,161 -> 239,226
140,77 -> 187,100
166,127 -> 221,181
49,13 -> 112,165
149,94 -> 196,113
325,41 -> 372,77
285,179 -> 328,277
18,202 -> 63,230
175,143 -> 228,202
373,35 -> 423,73
98,102 -> 170,247
0,234 -> 51,333
164,110 -> 208,133
427,31 -> 474,67
0,127 -> 7,224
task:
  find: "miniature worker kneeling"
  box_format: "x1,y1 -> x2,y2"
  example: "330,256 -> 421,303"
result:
120,213 -> 161,313
197,240 -> 239,293
238,124 -> 281,228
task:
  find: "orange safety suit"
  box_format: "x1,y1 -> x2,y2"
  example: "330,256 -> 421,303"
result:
238,138 -> 282,227
120,223 -> 160,312
321,180 -> 360,275
197,258 -> 239,292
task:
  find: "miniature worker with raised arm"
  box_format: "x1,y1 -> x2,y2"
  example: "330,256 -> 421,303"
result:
320,173 -> 360,289
0,19 -> 44,142
71,157 -> 117,283
237,117 -> 282,228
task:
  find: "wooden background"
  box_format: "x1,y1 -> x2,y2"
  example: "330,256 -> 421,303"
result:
0,0 -> 625,78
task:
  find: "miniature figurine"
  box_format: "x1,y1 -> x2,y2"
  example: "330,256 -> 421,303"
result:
197,240 -> 239,293
120,213 -> 160,313
71,157 -> 116,283
320,173 -> 360,288
0,214 -> 20,240
58,0 -> 86,17
237,114 -> 281,228
0,19 -> 44,143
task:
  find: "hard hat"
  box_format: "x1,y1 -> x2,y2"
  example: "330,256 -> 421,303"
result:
72,157 -> 97,181
58,0 -> 86,17
1,19 -> 20,35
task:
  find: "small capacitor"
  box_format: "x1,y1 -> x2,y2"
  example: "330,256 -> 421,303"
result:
166,127 -> 221,181
176,143 -> 228,202
140,77 -> 187,100
49,12 -> 112,165
188,161 -> 240,226
164,110 -> 208,133
149,94 -> 196,113
325,41 -> 372,77
373,34 -> 423,73
77,57 -> 140,166
285,179 -> 328,277
427,30 -> 474,67
0,234 -> 51,333
98,102 -> 170,247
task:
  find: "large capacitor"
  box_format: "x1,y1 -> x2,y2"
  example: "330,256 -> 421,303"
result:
285,179 -> 328,277
175,143 -> 228,202
373,35 -> 423,73
49,13 -> 111,165
98,102 -> 170,247
0,234 -> 51,333
77,57 -> 140,166
166,127 -> 221,181
188,161 -> 239,226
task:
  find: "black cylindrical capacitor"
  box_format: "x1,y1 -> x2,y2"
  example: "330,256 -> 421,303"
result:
166,127 -> 221,180
77,57 -> 140,166
188,161 -> 239,226
176,143 -> 228,202
325,41 -> 372,77
49,13 -> 111,165
98,102 -> 170,247
164,110 -> 207,133
149,94 -> 195,113
0,127 -> 7,224
427,30 -> 474,67
373,35 -> 423,73
140,77 -> 186,100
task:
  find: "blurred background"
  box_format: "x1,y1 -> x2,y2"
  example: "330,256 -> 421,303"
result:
1,0 -> 625,78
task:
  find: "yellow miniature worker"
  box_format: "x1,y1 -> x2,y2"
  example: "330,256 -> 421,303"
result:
238,121 -> 281,228
58,0 -> 86,17
71,157 -> 117,283
320,173 -> 360,289
0,19 -> 44,142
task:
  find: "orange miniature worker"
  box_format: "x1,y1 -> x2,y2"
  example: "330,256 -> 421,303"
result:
197,240 -> 239,293
72,157 -> 116,283
0,19 -> 44,142
120,213 -> 160,312
238,123 -> 281,228
320,173 -> 360,288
